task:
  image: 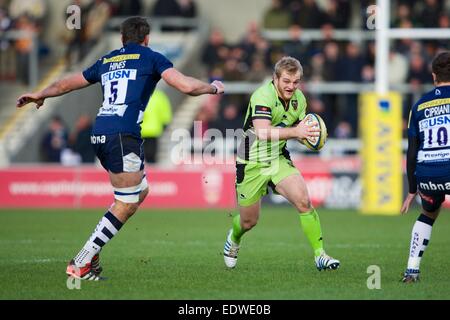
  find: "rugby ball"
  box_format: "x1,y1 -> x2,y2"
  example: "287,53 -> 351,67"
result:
300,113 -> 327,151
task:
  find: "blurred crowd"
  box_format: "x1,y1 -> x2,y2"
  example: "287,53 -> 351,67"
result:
0,0 -> 197,82
197,0 -> 450,139
5,0 -> 450,163
40,114 -> 95,165
0,0 -> 48,84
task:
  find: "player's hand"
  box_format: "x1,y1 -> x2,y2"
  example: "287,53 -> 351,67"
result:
401,192 -> 417,214
295,118 -> 320,140
211,80 -> 224,95
16,93 -> 45,109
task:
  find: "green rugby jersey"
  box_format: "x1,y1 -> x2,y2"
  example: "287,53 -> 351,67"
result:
236,81 -> 307,163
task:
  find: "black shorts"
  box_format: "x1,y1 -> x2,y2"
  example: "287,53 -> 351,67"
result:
417,175 -> 450,212
91,133 -> 144,174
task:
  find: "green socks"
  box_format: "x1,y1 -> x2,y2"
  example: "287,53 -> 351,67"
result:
231,209 -> 325,255
299,208 -> 324,257
231,214 -> 245,244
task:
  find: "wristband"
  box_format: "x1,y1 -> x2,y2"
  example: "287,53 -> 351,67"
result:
211,84 -> 218,94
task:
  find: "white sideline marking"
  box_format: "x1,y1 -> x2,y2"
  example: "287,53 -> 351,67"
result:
0,258 -> 66,265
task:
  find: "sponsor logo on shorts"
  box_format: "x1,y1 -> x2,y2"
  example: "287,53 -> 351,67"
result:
419,181 -> 450,191
91,135 -> 106,144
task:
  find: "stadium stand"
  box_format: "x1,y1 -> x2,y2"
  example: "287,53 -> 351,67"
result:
0,0 -> 449,166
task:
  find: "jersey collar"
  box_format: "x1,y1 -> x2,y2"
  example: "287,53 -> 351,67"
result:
271,81 -> 290,111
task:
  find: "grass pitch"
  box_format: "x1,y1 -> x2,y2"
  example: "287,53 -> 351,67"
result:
1,207 -> 450,300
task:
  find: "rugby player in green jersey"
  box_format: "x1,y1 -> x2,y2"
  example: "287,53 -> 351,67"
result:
223,56 -> 340,271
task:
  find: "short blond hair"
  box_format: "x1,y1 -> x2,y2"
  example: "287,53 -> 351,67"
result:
274,56 -> 303,78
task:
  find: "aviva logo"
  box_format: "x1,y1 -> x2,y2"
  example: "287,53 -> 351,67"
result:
103,54 -> 140,64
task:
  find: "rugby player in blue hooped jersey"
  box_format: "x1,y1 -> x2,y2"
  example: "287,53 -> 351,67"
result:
16,17 -> 224,280
401,51 -> 450,283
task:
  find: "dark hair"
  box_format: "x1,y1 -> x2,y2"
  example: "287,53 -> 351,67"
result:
432,51 -> 450,83
120,16 -> 150,45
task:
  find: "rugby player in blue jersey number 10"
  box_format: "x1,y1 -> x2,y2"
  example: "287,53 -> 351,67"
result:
401,51 -> 450,283
16,16 -> 224,281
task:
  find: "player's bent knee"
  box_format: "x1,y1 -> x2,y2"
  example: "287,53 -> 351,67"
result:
296,199 -> 312,213
138,187 -> 149,205
241,219 -> 257,230
117,201 -> 140,216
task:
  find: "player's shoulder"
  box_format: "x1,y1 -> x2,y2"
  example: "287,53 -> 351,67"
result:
294,88 -> 306,103
414,86 -> 450,113
250,81 -> 277,104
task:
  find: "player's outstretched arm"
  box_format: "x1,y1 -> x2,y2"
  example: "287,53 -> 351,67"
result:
161,68 -> 224,96
253,118 -> 319,141
16,72 -> 91,109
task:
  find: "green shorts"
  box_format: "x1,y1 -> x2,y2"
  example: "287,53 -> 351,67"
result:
235,156 -> 300,207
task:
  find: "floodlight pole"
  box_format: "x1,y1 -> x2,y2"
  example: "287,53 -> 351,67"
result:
375,0 -> 389,96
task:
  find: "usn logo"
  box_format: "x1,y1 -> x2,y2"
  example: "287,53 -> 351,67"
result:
101,69 -> 137,85
419,115 -> 450,131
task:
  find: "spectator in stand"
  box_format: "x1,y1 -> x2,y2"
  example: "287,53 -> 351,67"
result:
416,0 -> 442,28
63,0 -> 91,67
9,0 -> 49,58
245,57 -> 269,82
177,0 -> 197,18
210,102 -> 243,136
323,0 -> 351,29
337,42 -> 364,137
338,42 -> 364,82
238,21 -> 261,67
0,7 -> 14,80
392,3 -> 415,28
436,14 -> 450,49
8,0 -> 46,25
334,121 -> 352,139
84,0 -> 111,50
322,42 -> 340,82
152,0 -> 180,16
388,51 -> 409,85
190,94 -> 221,139
292,0 -> 324,29
222,57 -> 245,81
14,14 -> 37,85
361,64 -> 375,83
308,52 -> 324,81
113,0 -> 142,16
394,20 -> 415,56
69,114 -> 95,163
40,115 -> 69,163
283,24 -> 312,70
201,28 -> 229,71
321,42 -> 340,135
408,53 -> 432,87
208,66 -> 224,83
262,0 -> 292,29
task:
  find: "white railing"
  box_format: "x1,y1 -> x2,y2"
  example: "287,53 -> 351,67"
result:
170,137 -> 408,164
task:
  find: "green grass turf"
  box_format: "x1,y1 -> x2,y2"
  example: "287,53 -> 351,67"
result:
0,207 -> 449,300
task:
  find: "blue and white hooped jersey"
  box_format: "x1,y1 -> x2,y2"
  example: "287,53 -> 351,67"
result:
408,85 -> 450,177
82,43 -> 173,136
